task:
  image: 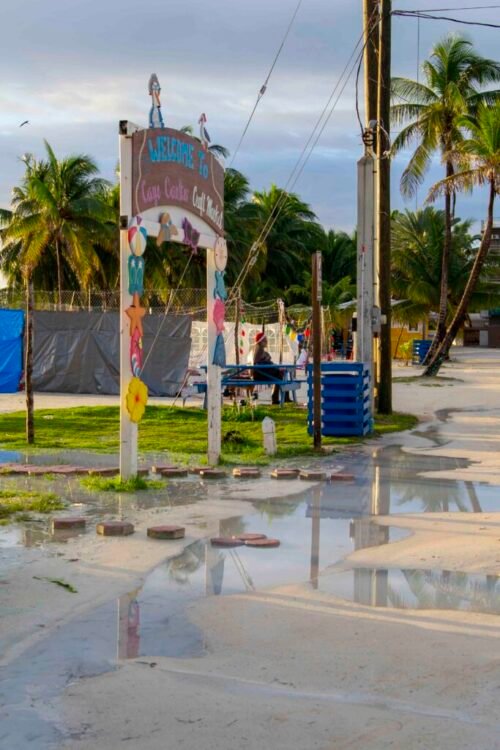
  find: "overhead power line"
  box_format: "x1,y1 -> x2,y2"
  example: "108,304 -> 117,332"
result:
393,10 -> 500,27
229,0 -> 303,168
399,5 -> 500,11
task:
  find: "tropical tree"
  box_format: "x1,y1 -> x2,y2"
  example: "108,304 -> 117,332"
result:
249,185 -> 323,300
391,207 -> 497,332
423,102 -> 500,375
391,35 -> 500,356
223,168 -> 258,286
0,142 -> 113,304
321,228 -> 357,286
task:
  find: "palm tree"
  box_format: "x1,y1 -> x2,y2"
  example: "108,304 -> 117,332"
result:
223,168 -> 258,286
0,142 -> 112,304
391,35 -> 500,357
423,102 -> 500,375
391,207 -> 496,333
250,185 -> 323,299
321,229 -> 357,285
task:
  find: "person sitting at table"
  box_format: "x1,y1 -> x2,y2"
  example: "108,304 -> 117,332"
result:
252,332 -> 290,405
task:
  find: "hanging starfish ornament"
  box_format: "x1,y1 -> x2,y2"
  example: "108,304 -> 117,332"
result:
125,293 -> 146,337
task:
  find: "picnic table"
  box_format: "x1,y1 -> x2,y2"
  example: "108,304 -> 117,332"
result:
185,364 -> 302,407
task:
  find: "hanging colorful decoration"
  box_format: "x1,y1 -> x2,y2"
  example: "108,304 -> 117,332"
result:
125,293 -> 146,338
126,377 -> 148,423
128,255 -> 145,296
130,328 -> 143,378
148,73 -> 165,129
128,217 -> 147,256
182,217 -> 200,254
212,237 -> 228,367
157,212 -> 178,246
125,215 -> 148,406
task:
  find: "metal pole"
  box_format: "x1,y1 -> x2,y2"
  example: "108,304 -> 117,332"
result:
355,156 -> 375,380
312,252 -> 322,450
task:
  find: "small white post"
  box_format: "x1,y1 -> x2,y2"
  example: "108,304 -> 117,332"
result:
119,127 -> 138,479
206,247 -> 221,465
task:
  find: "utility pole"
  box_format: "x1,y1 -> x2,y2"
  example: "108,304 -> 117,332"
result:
376,0 -> 393,414
312,252 -> 322,451
363,0 -> 379,133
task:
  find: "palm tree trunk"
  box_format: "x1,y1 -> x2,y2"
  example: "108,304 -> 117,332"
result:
55,237 -> 62,307
423,178 -> 496,376
25,274 -> 34,444
423,160 -> 454,368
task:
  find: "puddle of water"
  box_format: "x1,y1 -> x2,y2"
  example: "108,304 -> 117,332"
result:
2,472 -> 499,749
318,568 -> 500,614
0,449 -> 22,463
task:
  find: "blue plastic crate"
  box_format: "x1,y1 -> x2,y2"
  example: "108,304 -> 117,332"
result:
307,362 -> 372,437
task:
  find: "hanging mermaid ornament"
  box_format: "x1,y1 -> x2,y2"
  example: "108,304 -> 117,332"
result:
148,73 -> 165,129
212,237 -> 228,367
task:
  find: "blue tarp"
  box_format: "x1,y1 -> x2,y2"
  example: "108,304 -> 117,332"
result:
0,309 -> 24,393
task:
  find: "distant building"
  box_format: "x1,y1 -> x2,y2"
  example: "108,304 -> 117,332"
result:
464,220 -> 500,348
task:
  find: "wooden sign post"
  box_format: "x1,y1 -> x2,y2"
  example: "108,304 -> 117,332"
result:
118,77 -> 225,478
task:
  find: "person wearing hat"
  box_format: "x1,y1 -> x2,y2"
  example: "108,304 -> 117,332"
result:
253,332 -> 290,405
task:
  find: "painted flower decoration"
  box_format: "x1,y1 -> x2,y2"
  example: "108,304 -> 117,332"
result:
126,377 -> 148,423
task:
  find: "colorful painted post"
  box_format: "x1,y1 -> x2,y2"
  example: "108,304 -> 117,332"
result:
207,247 -> 221,465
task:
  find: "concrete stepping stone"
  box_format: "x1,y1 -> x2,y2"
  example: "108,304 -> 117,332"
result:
299,470 -> 327,481
330,472 -> 355,482
96,521 -> 134,536
233,533 -> 267,542
151,464 -> 178,474
158,468 -> 188,478
244,538 -> 281,548
210,537 -> 244,548
232,468 -> 262,478
199,469 -> 227,479
51,517 -> 86,530
270,469 -> 300,480
147,525 -> 185,540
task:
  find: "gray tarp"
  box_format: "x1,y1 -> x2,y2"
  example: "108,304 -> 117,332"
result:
33,311 -> 192,396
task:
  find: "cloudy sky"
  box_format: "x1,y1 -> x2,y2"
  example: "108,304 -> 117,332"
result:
1,0 -> 499,231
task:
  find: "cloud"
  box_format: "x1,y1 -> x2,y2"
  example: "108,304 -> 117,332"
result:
1,0 -> 498,232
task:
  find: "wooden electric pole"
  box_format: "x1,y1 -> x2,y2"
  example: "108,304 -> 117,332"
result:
376,0 -> 392,414
312,252 -> 322,450
363,0 -> 379,131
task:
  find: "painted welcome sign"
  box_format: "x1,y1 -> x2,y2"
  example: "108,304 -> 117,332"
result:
131,127 -> 224,234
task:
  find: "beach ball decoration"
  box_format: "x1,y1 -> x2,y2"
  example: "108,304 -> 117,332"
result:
128,216 -> 147,257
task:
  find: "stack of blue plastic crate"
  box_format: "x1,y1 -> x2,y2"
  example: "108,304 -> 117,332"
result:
411,339 -> 432,365
307,362 -> 372,437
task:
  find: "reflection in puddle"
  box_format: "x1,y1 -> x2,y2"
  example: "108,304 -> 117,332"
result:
320,568 -> 500,615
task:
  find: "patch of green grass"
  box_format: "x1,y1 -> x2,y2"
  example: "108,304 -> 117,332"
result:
0,489 -> 65,521
0,404 -> 417,465
33,576 -> 78,593
373,411 -> 419,435
394,375 -> 462,386
80,475 -> 164,493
